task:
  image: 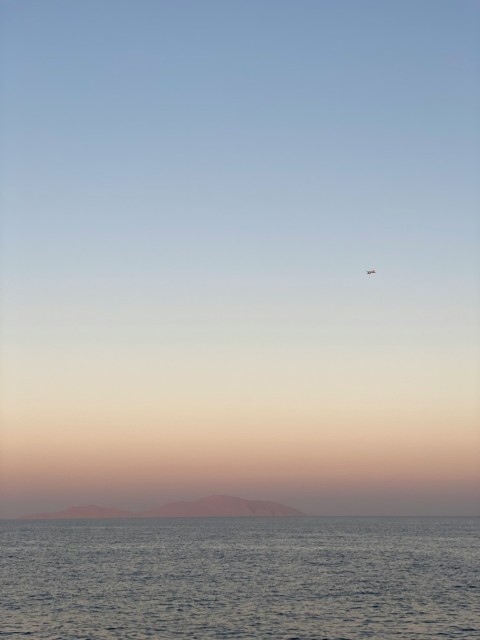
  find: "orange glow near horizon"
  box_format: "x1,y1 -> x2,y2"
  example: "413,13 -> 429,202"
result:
2,397 -> 479,516
1,304 -> 479,517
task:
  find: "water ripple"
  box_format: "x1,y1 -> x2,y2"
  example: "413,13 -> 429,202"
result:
0,517 -> 479,639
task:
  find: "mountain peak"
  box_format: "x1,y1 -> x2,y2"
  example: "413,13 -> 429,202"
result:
140,495 -> 304,518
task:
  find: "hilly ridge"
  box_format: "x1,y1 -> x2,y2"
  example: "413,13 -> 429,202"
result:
20,495 -> 303,520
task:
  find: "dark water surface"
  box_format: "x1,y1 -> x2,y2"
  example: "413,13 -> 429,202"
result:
1,517 -> 478,639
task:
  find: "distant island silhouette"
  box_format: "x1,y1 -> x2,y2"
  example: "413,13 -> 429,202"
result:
20,495 -> 304,519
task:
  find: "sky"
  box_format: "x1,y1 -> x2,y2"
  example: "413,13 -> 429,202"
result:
1,0 -> 479,517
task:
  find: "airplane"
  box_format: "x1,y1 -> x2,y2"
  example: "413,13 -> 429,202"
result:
366,269 -> 376,275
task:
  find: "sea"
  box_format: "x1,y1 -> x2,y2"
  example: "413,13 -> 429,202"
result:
1,517 -> 478,639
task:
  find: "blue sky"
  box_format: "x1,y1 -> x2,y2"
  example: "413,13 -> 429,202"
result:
1,1 -> 479,515
2,0 -> 478,352
3,1 -> 479,287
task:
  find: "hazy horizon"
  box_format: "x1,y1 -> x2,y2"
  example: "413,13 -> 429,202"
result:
7,490 -> 480,520
1,0 -> 479,520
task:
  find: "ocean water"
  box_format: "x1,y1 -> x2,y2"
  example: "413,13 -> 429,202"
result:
1,517 -> 478,639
